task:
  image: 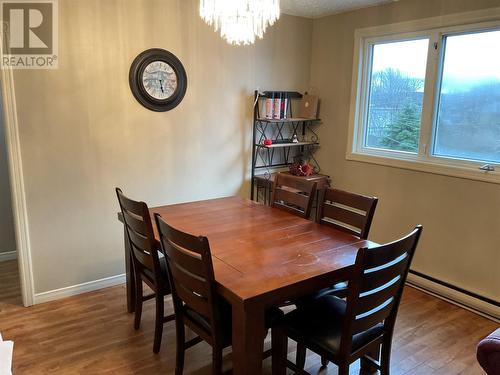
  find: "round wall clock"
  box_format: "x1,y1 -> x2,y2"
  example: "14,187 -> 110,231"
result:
129,48 -> 187,112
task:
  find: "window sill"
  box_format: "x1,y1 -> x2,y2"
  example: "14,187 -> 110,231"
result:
346,151 -> 500,185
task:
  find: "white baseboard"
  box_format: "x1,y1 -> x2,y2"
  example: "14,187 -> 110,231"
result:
33,273 -> 126,305
28,270 -> 500,321
406,273 -> 500,322
0,251 -> 17,262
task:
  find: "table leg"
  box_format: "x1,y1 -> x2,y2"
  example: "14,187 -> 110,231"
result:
124,225 -> 135,313
272,325 -> 287,375
232,302 -> 266,375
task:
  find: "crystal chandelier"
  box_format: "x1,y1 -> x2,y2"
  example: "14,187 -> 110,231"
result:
200,0 -> 280,46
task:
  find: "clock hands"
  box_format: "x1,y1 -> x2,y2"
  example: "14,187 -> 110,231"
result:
159,79 -> 164,94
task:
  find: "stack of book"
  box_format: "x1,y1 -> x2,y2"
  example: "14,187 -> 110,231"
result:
264,92 -> 290,120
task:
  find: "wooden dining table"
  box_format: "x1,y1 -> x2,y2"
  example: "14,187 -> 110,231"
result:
118,196 -> 377,375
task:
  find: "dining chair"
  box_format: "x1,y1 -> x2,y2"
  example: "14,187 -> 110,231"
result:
310,188 -> 379,366
272,225 -> 423,375
115,188 -> 174,353
271,173 -> 318,219
154,213 -> 283,375
313,188 -> 379,300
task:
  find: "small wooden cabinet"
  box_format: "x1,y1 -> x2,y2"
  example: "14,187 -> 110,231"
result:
254,172 -> 330,220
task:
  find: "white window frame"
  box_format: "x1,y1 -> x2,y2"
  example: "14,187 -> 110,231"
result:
347,8 -> 500,184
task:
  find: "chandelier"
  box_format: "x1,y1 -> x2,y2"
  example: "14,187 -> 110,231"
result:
200,0 -> 280,45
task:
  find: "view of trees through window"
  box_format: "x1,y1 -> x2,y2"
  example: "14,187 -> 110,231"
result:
434,30 -> 500,163
365,39 -> 428,153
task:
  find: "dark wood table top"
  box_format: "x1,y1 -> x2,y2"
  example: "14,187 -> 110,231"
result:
148,196 -> 375,304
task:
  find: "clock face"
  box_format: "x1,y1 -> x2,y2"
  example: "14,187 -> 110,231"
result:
142,61 -> 178,100
130,48 -> 187,112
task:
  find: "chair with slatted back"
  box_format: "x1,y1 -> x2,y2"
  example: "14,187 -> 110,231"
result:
154,213 -> 283,375
317,188 -> 378,239
296,188 -> 379,310
115,188 -> 174,353
271,173 -> 317,219
314,188 -> 379,301
310,187 -> 379,368
272,225 -> 423,375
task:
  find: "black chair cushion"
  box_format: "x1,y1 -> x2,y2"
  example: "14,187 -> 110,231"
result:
283,295 -> 384,355
183,299 -> 233,346
295,282 -> 349,308
316,282 -> 348,298
184,300 -> 284,346
142,251 -> 170,290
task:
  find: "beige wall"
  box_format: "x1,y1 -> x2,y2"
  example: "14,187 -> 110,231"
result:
10,0 -> 500,301
0,102 -> 16,254
310,0 -> 500,301
12,0 -> 312,294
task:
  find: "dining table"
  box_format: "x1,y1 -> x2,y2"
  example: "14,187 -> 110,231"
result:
118,196 -> 377,375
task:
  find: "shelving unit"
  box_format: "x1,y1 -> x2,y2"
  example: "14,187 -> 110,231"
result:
250,90 -> 330,203
256,117 -> 320,123
256,141 -> 318,148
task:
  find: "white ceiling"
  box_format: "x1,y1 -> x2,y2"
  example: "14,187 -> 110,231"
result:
281,0 -> 396,18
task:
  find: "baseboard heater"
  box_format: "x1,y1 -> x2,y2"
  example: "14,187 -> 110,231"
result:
406,269 -> 500,322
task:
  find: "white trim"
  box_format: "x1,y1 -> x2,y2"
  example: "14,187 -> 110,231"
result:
0,251 -> 16,262
407,274 -> 500,322
347,152 -> 500,184
346,7 -> 500,185
33,274 -> 126,305
349,7 -> 500,38
1,58 -> 35,307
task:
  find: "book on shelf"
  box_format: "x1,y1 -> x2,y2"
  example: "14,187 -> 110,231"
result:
265,94 -> 274,119
281,97 -> 288,119
263,91 -> 290,120
273,94 -> 281,120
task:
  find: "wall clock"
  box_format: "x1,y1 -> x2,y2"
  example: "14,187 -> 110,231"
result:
129,48 -> 187,112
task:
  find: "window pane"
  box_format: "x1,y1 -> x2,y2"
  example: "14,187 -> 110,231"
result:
433,30 -> 500,163
365,39 -> 429,153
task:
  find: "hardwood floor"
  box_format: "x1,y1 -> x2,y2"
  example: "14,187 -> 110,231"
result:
0,260 -> 22,305
0,260 -> 496,374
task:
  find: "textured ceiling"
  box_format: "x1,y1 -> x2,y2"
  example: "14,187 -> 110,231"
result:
281,0 -> 396,18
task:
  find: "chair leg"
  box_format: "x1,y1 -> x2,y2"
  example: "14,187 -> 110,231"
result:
361,344 -> 381,374
380,339 -> 392,375
133,272 -> 143,330
153,292 -> 164,353
320,356 -> 329,367
212,346 -> 223,375
296,342 -> 307,371
175,319 -> 185,375
272,326 -> 287,375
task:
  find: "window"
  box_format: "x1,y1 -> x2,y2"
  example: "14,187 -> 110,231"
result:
434,30 -> 500,163
365,39 -> 429,153
349,12 -> 500,183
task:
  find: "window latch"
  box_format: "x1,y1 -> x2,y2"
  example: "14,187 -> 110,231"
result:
479,164 -> 495,172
